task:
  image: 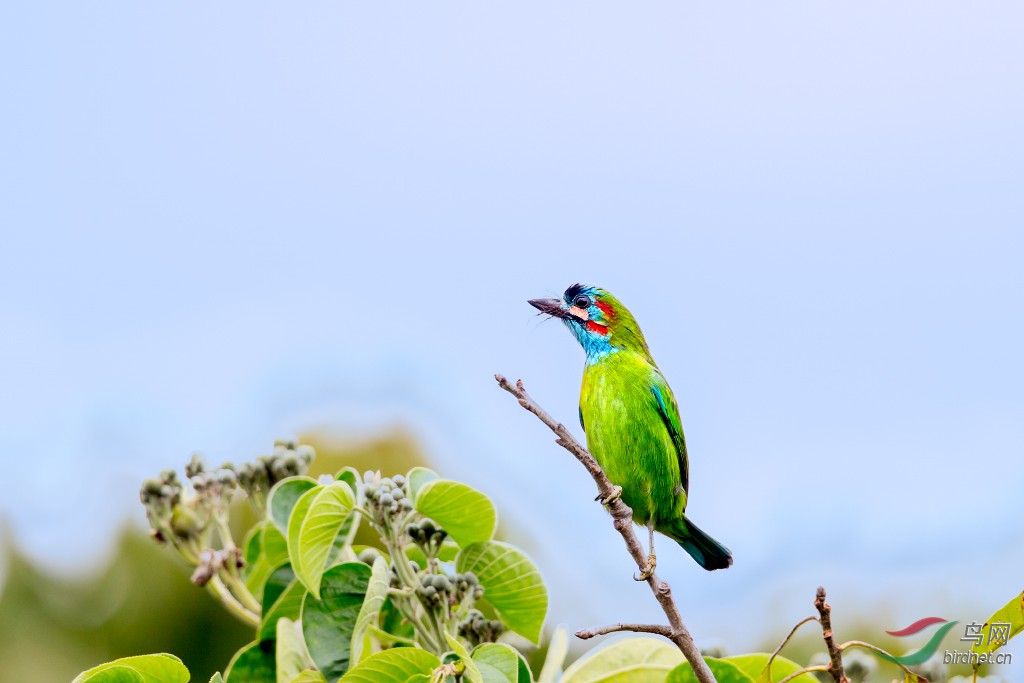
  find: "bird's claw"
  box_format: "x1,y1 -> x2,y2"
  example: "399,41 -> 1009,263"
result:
596,485 -> 623,506
633,553 -> 657,581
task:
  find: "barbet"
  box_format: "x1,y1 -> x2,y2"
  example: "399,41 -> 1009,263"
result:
530,284 -> 732,575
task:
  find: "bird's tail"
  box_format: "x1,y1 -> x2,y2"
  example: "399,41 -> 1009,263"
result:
667,515 -> 733,571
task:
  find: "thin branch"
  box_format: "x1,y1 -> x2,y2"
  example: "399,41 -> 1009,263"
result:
765,616 -> 819,678
495,374 -> 717,683
838,640 -> 916,678
778,665 -> 829,683
814,586 -> 850,683
576,623 -> 674,639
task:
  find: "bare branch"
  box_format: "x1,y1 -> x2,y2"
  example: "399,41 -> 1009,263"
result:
575,623 -> 674,640
814,586 -> 850,683
495,374 -> 717,683
765,615 -> 820,679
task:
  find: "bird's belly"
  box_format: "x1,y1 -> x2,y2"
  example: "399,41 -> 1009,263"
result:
584,403 -> 682,526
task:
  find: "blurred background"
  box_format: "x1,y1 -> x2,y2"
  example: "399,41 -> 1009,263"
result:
2,2 -> 1022,681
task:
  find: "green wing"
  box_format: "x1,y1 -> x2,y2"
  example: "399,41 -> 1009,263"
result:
650,376 -> 689,495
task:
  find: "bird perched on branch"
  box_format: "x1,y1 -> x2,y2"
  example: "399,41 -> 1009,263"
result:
529,284 -> 732,575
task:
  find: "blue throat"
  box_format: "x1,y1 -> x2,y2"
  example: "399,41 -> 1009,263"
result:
567,322 -> 618,364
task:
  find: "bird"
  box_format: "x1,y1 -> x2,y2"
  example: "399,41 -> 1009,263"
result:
529,284 -> 732,575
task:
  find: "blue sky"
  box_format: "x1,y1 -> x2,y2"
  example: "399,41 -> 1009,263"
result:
2,1 -> 1023,651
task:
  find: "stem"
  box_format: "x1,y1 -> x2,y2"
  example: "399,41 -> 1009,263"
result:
495,375 -> 717,683
778,665 -> 829,683
814,587 -> 849,683
838,640 -> 916,677
765,616 -> 819,678
208,575 -> 260,628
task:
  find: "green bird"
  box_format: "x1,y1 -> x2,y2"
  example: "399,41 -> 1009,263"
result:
530,284 -> 732,575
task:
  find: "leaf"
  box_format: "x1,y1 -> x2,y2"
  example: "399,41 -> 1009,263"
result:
224,641 -> 277,683
560,638 -> 684,683
72,654 -> 190,683
246,524 -> 292,599
289,481 -> 355,598
457,541 -> 547,643
260,573 -> 306,642
302,562 -> 372,682
473,643 -> 522,683
446,633 -> 484,683
667,658 -> 753,683
538,626 -> 569,683
335,467 -> 361,494
723,653 -> 816,683
287,673 -> 328,683
416,479 -> 497,547
277,617 -> 314,683
406,466 -> 439,504
269,478 -> 320,533
339,648 -> 440,683
970,591 -> 1024,665
209,675 -> 224,683
350,557 -> 389,666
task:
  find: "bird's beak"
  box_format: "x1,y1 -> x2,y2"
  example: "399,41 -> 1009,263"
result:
528,298 -> 568,318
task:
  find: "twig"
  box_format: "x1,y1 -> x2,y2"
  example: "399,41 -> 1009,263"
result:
838,641 -> 916,678
814,586 -> 850,683
778,665 -> 829,683
575,623 -> 674,639
495,374 -> 717,683
765,616 -> 819,679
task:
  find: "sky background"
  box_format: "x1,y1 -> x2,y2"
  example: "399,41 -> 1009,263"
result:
2,1 -> 1023,655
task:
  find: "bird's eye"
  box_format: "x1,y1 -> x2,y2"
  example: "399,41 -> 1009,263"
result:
573,295 -> 591,308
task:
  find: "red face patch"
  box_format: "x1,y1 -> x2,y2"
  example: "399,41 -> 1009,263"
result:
586,320 -> 609,334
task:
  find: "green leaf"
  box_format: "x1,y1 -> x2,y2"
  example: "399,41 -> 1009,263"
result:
72,654 -> 189,683
971,591 -> 1024,665
339,648 -> 440,682
246,523 -> 291,599
287,673 -> 328,683
260,572 -> 306,642
302,562 -> 372,682
446,633 -> 484,683
326,510 -> 360,566
269,477 -> 320,533
209,675 -> 224,683
335,467 -> 361,494
406,466 -> 439,504
722,653 -> 816,683
667,658 -> 753,683
538,626 -> 569,683
560,638 -> 684,683
277,617 -> 314,683
416,479 -> 497,547
350,557 -> 389,666
289,481 -> 355,598
457,541 -> 547,643
224,641 -> 277,683
473,643 -> 522,683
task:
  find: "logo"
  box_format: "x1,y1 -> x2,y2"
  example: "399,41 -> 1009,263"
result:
876,617 -> 1014,667
879,617 -> 960,666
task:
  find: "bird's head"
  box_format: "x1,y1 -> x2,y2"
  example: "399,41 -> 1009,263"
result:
529,284 -> 651,362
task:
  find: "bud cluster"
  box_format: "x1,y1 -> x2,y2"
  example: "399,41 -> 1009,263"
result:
237,438 -> 314,499
458,608 -> 505,646
417,570 -> 483,609
363,472 -> 413,522
406,518 -> 448,556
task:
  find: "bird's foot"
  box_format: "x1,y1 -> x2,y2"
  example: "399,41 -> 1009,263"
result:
596,485 -> 623,506
633,553 -> 657,581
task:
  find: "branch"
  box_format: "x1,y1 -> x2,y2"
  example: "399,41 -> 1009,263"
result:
576,623 -> 673,639
814,586 -> 850,683
495,374 -> 717,683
